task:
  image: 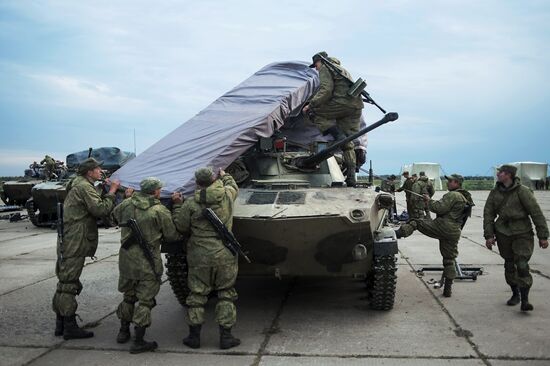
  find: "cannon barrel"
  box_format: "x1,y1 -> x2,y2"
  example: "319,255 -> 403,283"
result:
296,112 -> 399,169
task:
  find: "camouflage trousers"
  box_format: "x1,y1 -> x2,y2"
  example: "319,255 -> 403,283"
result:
400,219 -> 461,279
409,197 -> 428,219
186,263 -> 238,328
116,277 -> 160,328
312,108 -> 361,171
495,231 -> 534,289
52,257 -> 85,316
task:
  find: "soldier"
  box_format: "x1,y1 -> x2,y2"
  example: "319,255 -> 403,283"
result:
41,155 -> 56,180
52,158 -> 120,339
396,171 -> 414,216
302,51 -> 364,187
172,167 -> 241,350
410,171 -> 430,219
483,164 -> 549,311
111,178 -> 181,353
396,174 -> 473,297
381,175 -> 398,219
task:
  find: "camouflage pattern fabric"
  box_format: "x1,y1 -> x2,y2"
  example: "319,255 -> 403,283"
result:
186,263 -> 238,327
399,189 -> 471,279
483,177 -> 548,289
52,175 -> 115,317
410,176 -> 429,219
396,177 -> 415,214
173,174 -> 239,327
111,191 -> 181,327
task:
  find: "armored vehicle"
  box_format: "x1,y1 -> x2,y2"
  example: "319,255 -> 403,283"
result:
26,147 -> 135,227
111,61 -> 399,310
164,113 -> 400,310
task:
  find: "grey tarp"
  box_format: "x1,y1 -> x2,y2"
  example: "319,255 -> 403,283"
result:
112,61 -> 366,196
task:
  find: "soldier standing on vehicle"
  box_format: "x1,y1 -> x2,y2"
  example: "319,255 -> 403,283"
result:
302,51 -> 364,187
172,167 -> 241,350
52,158 -> 120,339
111,178 -> 181,353
396,174 -> 474,297
483,165 -> 549,311
396,171 -> 415,216
41,155 -> 56,180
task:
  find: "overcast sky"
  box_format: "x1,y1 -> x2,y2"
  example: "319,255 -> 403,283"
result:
1,0 -> 549,176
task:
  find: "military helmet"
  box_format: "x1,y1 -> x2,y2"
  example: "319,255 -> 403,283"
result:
445,174 -> 464,184
402,171 -> 409,176
309,51 -> 328,68
195,167 -> 214,187
419,171 -> 426,176
497,164 -> 517,176
140,177 -> 163,194
77,158 -> 103,175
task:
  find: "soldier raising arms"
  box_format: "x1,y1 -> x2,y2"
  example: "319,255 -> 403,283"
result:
111,177 -> 181,353
52,158 -> 120,339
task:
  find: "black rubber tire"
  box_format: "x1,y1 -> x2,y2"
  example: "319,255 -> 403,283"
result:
165,253 -> 189,307
369,255 -> 397,310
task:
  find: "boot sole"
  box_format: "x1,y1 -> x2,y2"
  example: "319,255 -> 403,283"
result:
63,333 -> 94,340
130,342 -> 158,354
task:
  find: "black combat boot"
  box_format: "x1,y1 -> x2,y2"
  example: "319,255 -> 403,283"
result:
116,320 -> 131,344
519,287 -> 534,311
54,313 -> 64,336
443,278 -> 453,297
506,286 -> 520,306
130,326 -> 158,354
219,326 -> 241,350
63,315 -> 94,340
182,325 -> 201,349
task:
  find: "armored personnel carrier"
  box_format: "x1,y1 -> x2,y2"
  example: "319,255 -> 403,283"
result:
164,113 -> 399,310
26,147 -> 135,227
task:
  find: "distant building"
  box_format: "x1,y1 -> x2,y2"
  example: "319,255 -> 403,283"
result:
400,162 -> 443,190
494,162 -> 548,190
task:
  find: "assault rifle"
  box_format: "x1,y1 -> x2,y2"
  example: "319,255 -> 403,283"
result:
202,208 -> 251,263
318,53 -> 387,114
120,218 -> 161,281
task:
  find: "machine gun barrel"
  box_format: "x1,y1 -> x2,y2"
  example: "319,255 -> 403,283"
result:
296,112 -> 399,169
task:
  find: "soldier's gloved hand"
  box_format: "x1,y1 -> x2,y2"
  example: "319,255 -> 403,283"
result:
485,237 -> 496,250
219,168 -> 226,177
422,194 -> 430,203
125,188 -> 134,198
302,104 -> 310,114
109,180 -> 121,194
171,192 -> 184,204
540,239 -> 549,249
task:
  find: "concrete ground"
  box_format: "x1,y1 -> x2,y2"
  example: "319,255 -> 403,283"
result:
1,190 -> 549,366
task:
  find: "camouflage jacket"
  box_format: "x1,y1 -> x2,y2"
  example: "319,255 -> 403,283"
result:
411,177 -> 430,209
111,192 -> 180,280
309,58 -> 364,112
428,188 -> 471,230
483,177 -> 548,239
381,180 -> 396,194
41,156 -> 56,168
426,180 -> 435,197
396,177 -> 414,199
173,175 -> 239,267
62,175 -> 115,258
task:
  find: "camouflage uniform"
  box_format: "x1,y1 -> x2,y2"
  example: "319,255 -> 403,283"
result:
483,177 -> 548,290
410,176 -> 429,219
396,176 -> 414,216
173,173 -> 239,329
398,177 -> 473,282
52,159 -> 115,339
41,155 -> 56,180
308,52 -> 364,185
111,185 -> 180,329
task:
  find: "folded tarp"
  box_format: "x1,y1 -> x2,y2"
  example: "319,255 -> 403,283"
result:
112,61 -> 366,196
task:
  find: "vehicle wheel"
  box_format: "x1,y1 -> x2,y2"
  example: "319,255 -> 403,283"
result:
25,198 -> 40,227
369,255 -> 397,310
165,253 -> 189,307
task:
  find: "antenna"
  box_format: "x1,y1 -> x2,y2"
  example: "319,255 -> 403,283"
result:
133,128 -> 136,155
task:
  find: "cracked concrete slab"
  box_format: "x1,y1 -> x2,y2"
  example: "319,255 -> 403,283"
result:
260,356 -> 485,366
0,346 -> 49,366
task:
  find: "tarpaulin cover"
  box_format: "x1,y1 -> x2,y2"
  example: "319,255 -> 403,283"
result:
112,61 -> 367,196
66,147 -> 136,172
